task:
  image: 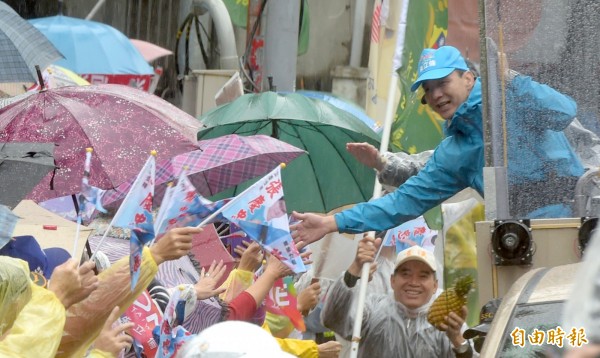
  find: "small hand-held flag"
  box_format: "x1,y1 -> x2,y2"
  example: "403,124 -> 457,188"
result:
97,151 -> 156,289
202,164 -> 305,273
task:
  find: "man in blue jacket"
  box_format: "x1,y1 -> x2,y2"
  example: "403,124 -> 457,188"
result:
291,45 -> 583,245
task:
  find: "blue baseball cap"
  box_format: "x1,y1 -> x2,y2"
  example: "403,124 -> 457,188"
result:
0,235 -> 71,278
411,46 -> 469,92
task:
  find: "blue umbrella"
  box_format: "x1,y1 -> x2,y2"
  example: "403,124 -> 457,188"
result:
295,90 -> 382,133
29,15 -> 153,75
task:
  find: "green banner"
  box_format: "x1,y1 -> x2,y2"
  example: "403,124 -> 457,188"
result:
392,0 -> 448,154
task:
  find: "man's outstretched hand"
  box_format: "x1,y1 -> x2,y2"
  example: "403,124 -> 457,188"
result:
290,211 -> 338,248
346,142 -> 385,171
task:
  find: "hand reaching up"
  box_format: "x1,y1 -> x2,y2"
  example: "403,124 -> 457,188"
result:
195,260 -> 227,300
150,227 -> 201,265
236,240 -> 263,272
48,259 -> 99,309
346,142 -> 385,171
93,306 -> 134,356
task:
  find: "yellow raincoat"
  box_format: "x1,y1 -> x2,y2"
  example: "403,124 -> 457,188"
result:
0,257 -> 65,357
58,246 -> 158,358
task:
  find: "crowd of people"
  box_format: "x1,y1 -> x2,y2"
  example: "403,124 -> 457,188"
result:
1,44 -> 597,357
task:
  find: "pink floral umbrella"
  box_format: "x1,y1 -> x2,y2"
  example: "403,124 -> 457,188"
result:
101,134 -> 306,206
0,84 -> 202,202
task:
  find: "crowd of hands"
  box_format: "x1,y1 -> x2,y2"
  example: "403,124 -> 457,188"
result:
46,226 -> 340,357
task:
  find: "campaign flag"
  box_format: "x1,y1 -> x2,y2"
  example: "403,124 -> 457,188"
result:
154,286 -> 194,358
391,0 -> 448,154
110,153 -> 156,289
220,165 -> 305,273
154,170 -> 229,237
78,153 -> 106,216
123,290 -> 163,357
382,216 -> 437,253
72,148 -> 107,256
266,275 -> 305,332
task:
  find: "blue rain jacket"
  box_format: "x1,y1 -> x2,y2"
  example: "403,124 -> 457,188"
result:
335,75 -> 583,233
335,79 -> 484,233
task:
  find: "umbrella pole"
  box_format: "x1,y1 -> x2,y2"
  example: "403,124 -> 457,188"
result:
349,74 -> 399,358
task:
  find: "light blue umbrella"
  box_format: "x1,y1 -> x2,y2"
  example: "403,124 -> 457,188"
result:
29,15 -> 153,75
295,90 -> 382,133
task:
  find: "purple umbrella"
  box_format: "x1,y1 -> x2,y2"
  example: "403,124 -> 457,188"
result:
0,84 -> 202,202
101,134 -> 306,206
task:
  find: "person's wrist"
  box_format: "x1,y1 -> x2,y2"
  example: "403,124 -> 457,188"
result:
343,270 -> 360,288
149,246 -> 165,265
453,339 -> 470,354
374,153 -> 386,171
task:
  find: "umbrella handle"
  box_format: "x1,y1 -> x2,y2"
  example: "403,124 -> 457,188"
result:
35,65 -> 45,90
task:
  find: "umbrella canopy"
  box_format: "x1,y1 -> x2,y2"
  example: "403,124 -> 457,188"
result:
0,84 -> 202,202
0,3 -> 63,82
130,39 -> 173,63
198,91 -> 381,213
29,15 -> 153,75
295,90 -> 382,133
101,134 -> 306,206
0,143 -> 55,209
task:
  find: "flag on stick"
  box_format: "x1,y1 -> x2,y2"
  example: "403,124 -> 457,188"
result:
199,164 -> 305,273
109,152 -> 156,289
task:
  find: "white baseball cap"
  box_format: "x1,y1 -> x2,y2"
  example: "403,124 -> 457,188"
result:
394,246 -> 438,272
176,321 -> 295,358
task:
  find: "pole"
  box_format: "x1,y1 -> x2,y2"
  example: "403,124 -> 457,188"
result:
349,75 -> 398,358
349,0 -> 408,353
85,0 -> 106,20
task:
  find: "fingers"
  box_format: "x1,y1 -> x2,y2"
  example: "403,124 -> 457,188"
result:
173,226 -> 204,236
209,260 -> 226,282
104,306 -> 122,329
291,211 -> 306,224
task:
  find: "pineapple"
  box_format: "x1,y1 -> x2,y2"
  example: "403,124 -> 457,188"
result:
427,275 -> 474,329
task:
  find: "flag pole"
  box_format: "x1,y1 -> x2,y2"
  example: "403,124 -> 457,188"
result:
349,0 -> 409,355
73,147 -> 93,257
91,151 -> 156,261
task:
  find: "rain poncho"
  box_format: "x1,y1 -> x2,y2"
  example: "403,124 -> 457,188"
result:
0,257 -> 66,357
322,275 -> 469,358
58,246 -> 158,358
336,74 -> 583,233
335,79 -> 485,233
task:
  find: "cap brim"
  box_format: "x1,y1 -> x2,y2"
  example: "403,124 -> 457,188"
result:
43,247 -> 72,278
463,323 -> 490,339
395,256 -> 437,272
410,67 -> 456,92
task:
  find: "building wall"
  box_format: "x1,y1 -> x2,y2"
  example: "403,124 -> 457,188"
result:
12,0 -> 372,103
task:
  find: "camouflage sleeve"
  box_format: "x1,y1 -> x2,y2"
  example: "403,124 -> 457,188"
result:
377,150 -> 433,189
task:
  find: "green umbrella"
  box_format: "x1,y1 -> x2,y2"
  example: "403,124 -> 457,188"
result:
198,91 -> 381,213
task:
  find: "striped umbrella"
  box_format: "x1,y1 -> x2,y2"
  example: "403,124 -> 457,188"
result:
101,134 -> 306,206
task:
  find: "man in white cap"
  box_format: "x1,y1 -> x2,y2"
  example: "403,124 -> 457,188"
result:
321,236 -> 475,357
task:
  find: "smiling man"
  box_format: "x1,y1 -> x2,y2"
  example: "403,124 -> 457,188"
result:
292,45 -> 481,245
321,236 -> 474,357
292,44 -> 581,245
